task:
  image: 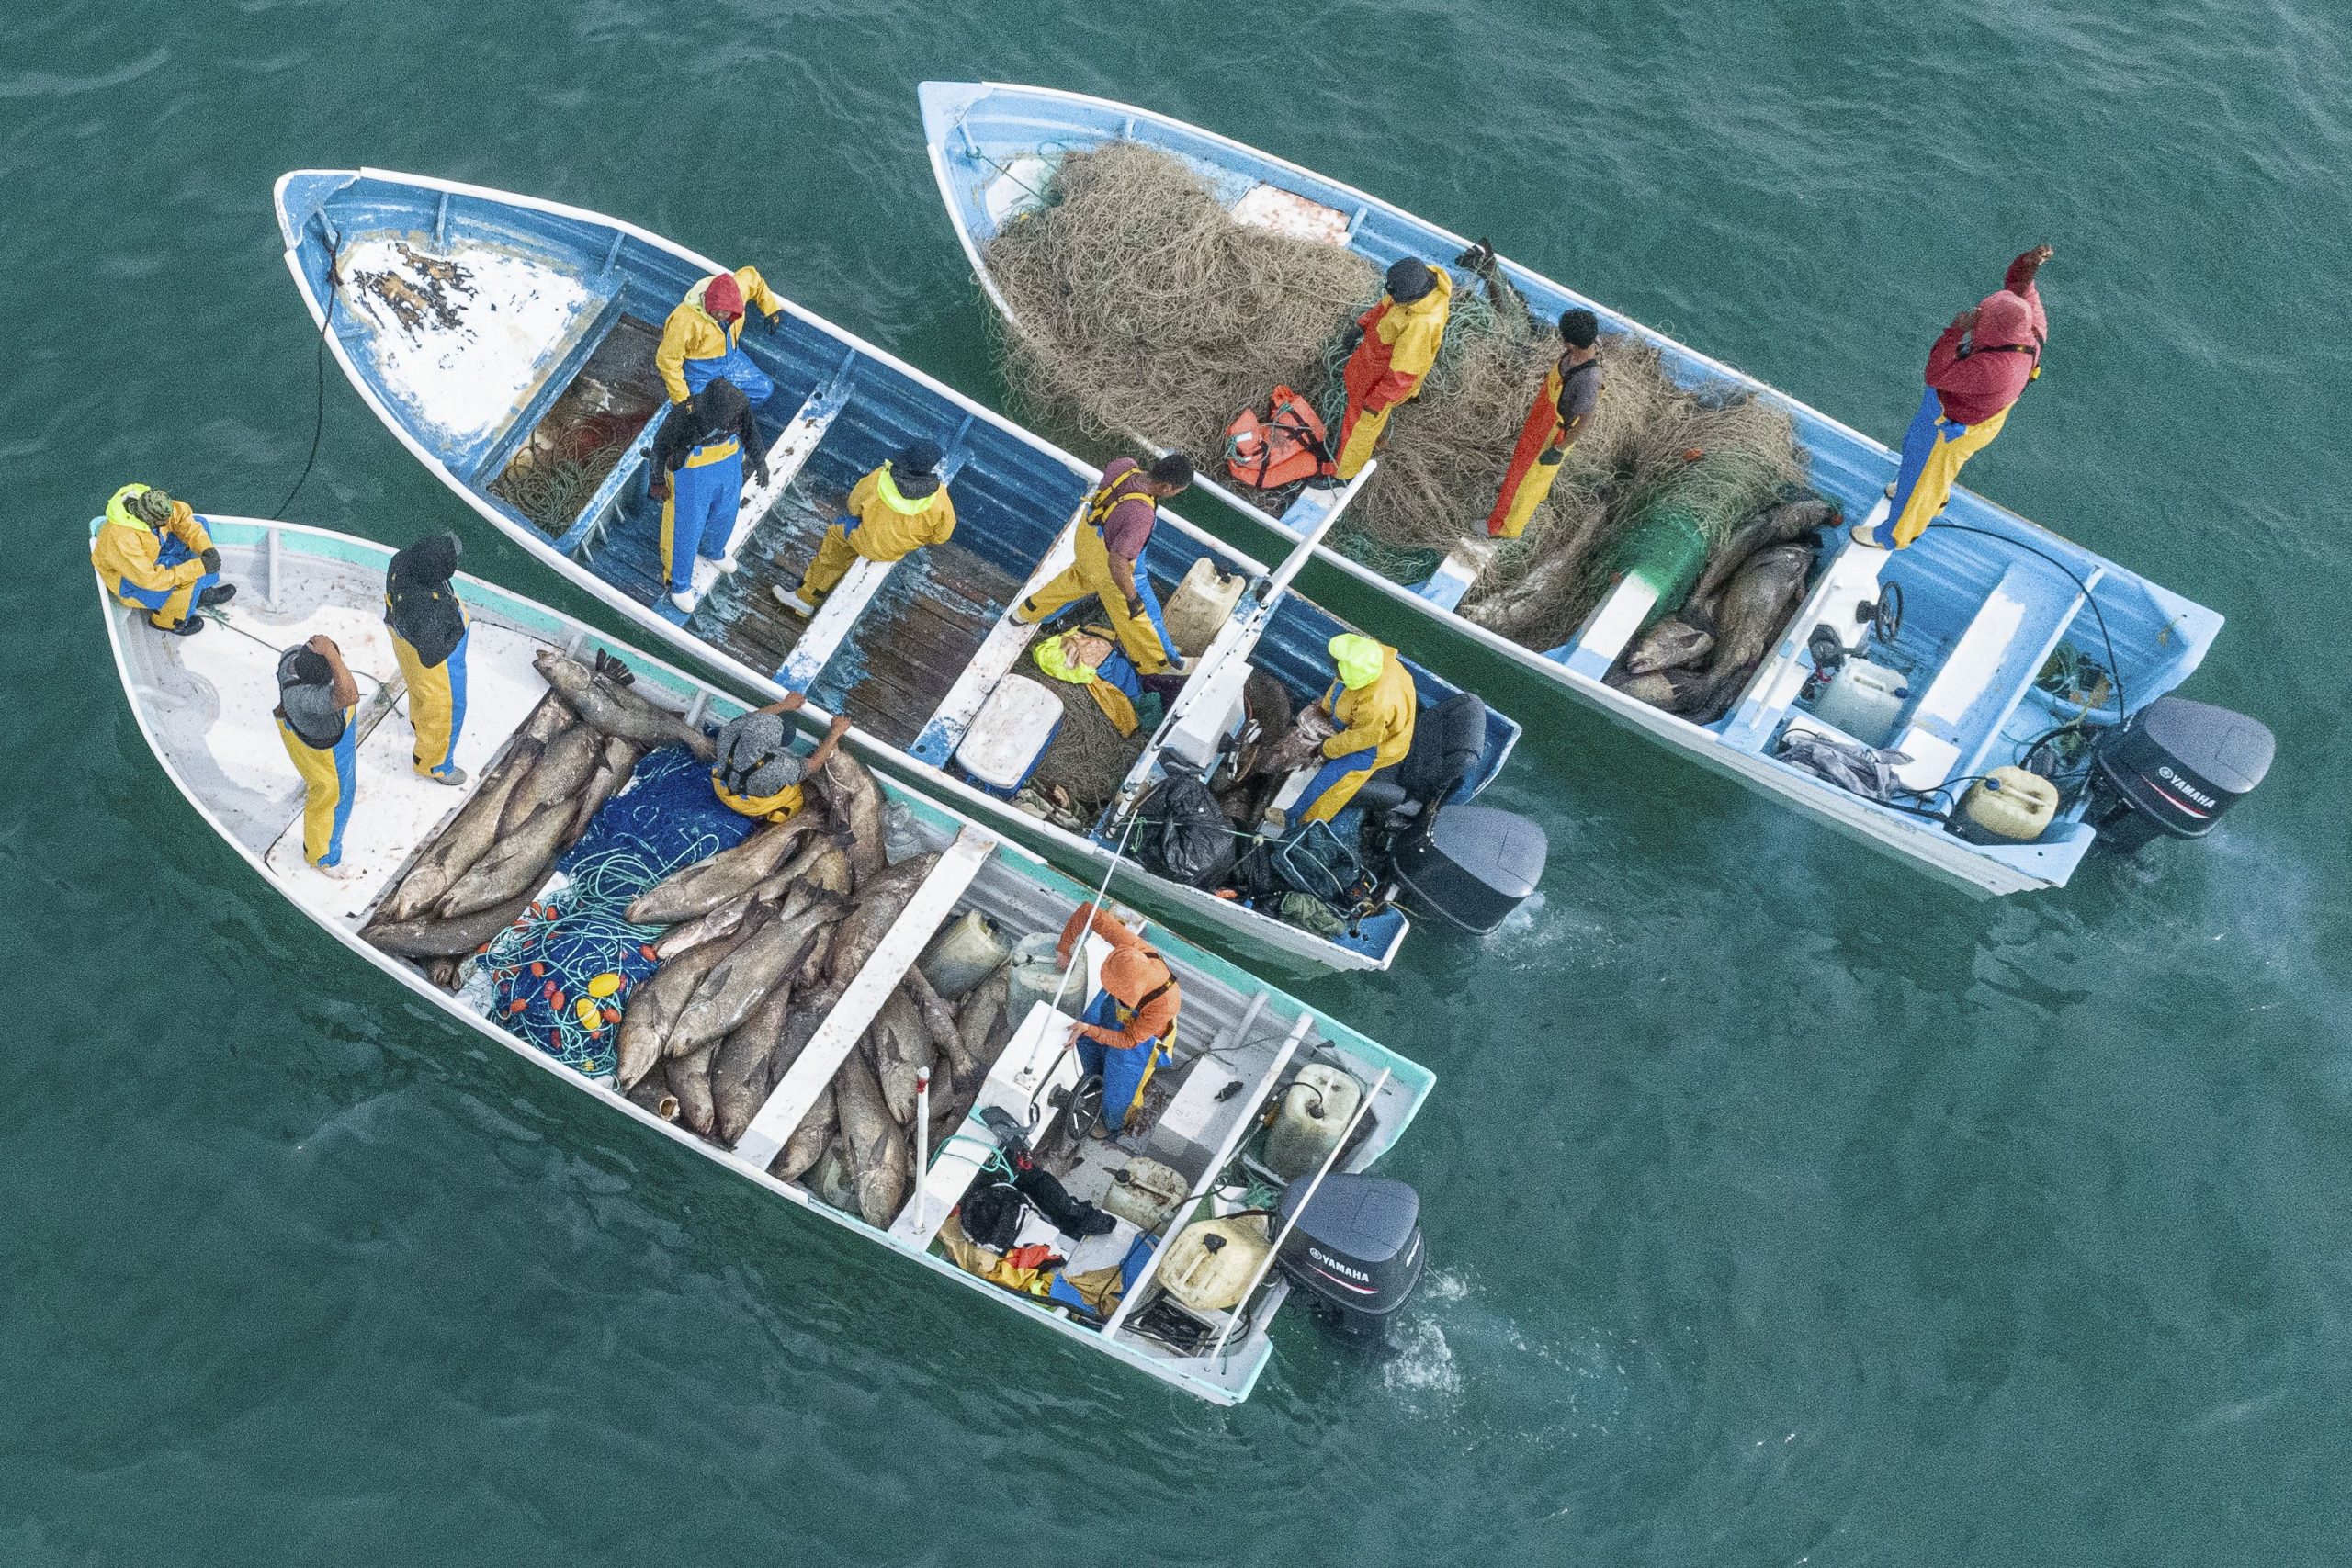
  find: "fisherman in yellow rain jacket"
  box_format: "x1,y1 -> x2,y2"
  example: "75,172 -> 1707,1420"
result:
707,688 -> 853,825
1334,258 -> 1453,480
384,531 -> 469,786
1292,634 -> 1418,826
774,440 -> 957,616
276,636 -> 362,875
655,266 -> 786,409
95,483 -> 232,636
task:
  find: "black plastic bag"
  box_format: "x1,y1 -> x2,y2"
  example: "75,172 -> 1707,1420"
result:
1135,765 -> 1237,888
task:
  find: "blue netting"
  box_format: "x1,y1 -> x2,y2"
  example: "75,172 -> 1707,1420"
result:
483,744 -> 751,1076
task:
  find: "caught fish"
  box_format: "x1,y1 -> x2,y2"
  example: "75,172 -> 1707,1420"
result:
626,1062 -> 681,1122
435,796 -> 575,918
1462,549 -> 1582,638
373,737 -> 542,922
625,817 -> 820,925
816,750 -> 888,888
616,926 -> 746,1089
864,987 -> 935,1127
711,980 -> 794,1147
500,721 -> 598,837
809,1135 -> 859,1213
1621,611 -> 1716,678
905,968 -> 979,1092
834,1046 -> 909,1227
565,736 -> 641,847
825,853 -> 941,983
364,891 -> 536,958
956,967 -> 1012,1077
654,897 -> 756,962
671,1041 -> 720,1136
1690,544 -> 1815,723
770,1082 -> 833,1182
1689,498 -> 1836,614
669,897 -> 842,1057
533,649 -> 716,760
775,836 -> 854,900
770,975 -> 849,1096
1606,665 -> 1712,714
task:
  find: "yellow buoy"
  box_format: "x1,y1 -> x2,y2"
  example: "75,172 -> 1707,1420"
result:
587,971 -> 623,998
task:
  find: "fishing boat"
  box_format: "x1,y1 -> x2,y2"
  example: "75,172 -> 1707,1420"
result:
95,513 -> 1438,1406
920,82 -> 2275,897
271,169 -> 1546,974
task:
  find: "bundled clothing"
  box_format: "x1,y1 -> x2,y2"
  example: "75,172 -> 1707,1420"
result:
795,458 -> 957,603
1335,265 -> 1453,479
1033,628 -> 1145,737
1013,457 -> 1177,672
276,649 -> 356,868
1874,252 -> 2050,548
96,484 -> 219,631
651,378 -> 771,594
384,534 -> 469,780
654,266 -> 784,406
1298,637 -> 1417,825
1487,355 -> 1601,539
1058,902 -> 1181,1132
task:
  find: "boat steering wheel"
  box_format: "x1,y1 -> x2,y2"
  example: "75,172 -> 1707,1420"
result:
1869,580 -> 1905,647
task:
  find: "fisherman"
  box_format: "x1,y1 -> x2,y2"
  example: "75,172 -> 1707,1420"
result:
1011,453 -> 1192,676
708,687 -> 852,824
1055,899 -> 1182,1139
774,439 -> 956,617
1487,310 -> 1603,539
655,266 -> 786,409
276,635 -> 361,876
1291,633 -> 1417,826
646,378 -> 771,615
1333,255 -> 1454,480
95,483 -> 232,637
1858,244 -> 2053,549
384,531 -> 469,786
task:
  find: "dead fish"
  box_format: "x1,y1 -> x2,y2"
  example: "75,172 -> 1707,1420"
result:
864,987 -> 935,1128
905,968 -> 979,1092
520,693 -> 573,745
1621,612 -> 1716,678
364,891 -> 536,958
775,836 -> 854,900
425,956 -> 460,991
669,897 -> 842,1057
771,975 -> 850,1095
1462,549 -> 1581,638
1690,544 -> 1815,724
835,1046 -> 909,1227
616,928 -> 745,1089
1607,665 -> 1713,714
816,750 -> 887,888
626,1062 -> 681,1122
624,817 -> 820,925
825,853 -> 941,984
711,980 -> 795,1147
956,967 -> 1011,1077
434,796 -> 575,918
654,897 -> 756,962
499,721 -> 598,838
373,738 -> 542,922
809,1134 -> 859,1212
671,1042 -> 720,1136
565,736 -> 640,848
771,1082 -> 833,1183
533,649 -> 716,759
1690,498 -> 1837,614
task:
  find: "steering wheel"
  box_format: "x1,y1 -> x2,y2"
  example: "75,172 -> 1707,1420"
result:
1870,580 -> 1905,646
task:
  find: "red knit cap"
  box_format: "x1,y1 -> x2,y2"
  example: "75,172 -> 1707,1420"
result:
702,272 -> 743,319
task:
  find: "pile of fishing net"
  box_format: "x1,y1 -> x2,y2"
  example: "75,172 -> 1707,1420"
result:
983,141 -> 1809,649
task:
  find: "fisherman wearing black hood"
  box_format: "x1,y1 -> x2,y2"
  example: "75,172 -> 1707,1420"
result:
1334,255 -> 1454,479
385,530 -> 469,785
646,376 -> 772,615
775,438 -> 957,617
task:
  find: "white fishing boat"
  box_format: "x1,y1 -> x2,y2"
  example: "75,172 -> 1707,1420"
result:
96,513 -> 1437,1405
922,82 -> 2275,897
272,168 -> 1548,973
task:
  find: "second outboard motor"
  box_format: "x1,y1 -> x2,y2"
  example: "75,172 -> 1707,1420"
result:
1359,694 -> 1550,931
2085,695 -> 2275,852
1273,1173 -> 1425,1345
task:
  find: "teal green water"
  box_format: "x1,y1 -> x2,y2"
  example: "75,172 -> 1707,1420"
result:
7,3 -> 2349,1562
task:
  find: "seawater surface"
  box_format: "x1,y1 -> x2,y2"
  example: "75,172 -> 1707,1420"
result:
4,2 -> 2348,1562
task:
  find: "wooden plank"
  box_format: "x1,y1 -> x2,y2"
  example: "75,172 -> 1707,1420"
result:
730,829 -> 996,1169
910,506 -> 1082,764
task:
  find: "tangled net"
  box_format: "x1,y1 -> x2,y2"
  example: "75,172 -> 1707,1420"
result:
489,412 -> 644,535
983,141 -> 1808,647
1030,675 -> 1148,815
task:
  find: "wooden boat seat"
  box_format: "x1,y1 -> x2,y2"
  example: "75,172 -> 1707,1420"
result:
1891,560 -> 2095,792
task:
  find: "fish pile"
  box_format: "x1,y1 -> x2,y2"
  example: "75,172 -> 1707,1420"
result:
611,747 -> 1017,1231
360,649 -> 714,970
1602,500 -> 1836,724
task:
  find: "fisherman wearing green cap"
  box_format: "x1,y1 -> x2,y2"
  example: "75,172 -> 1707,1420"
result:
1294,633 -> 1417,826
95,483 -> 232,636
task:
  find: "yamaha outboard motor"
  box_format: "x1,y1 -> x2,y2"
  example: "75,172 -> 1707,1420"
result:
2085,695 -> 2274,852
1359,694 -> 1549,932
1272,1173 -> 1426,1345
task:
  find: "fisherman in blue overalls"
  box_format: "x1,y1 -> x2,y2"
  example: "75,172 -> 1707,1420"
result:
645,378 -> 770,615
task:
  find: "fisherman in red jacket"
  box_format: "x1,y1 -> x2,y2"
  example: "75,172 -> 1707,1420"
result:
1858,245 -> 2052,549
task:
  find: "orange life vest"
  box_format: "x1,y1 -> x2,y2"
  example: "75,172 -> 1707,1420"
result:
1224,385 -> 1335,490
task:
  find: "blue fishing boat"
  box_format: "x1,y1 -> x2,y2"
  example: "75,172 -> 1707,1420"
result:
921,83 -> 2274,897
273,169 -> 1545,972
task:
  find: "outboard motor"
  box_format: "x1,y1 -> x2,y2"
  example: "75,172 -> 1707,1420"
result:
1359,694 -> 1550,932
2084,695 -> 2275,852
1273,1173 -> 1426,1345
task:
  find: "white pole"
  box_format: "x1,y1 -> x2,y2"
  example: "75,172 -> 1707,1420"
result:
913,1067 -> 932,1234
1209,1066 -> 1390,1364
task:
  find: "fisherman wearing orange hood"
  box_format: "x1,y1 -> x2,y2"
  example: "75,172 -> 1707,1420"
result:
1860,245 -> 2053,548
655,266 -> 786,409
1056,900 -> 1182,1138
1333,256 -> 1454,480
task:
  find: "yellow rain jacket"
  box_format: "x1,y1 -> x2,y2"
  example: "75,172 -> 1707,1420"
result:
1320,642 -> 1417,771
654,266 -> 786,404
1033,628 -> 1139,737
841,463 -> 956,560
95,485 -> 214,603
